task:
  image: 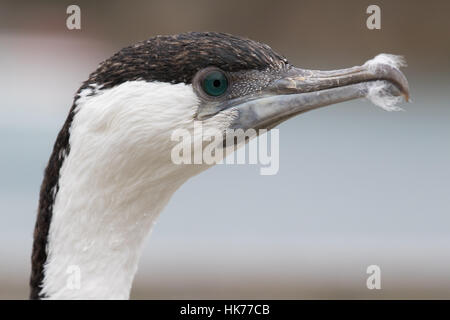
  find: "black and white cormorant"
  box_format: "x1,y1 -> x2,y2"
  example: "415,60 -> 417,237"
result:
30,32 -> 409,299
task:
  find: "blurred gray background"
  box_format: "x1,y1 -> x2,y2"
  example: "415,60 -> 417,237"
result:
0,0 -> 449,299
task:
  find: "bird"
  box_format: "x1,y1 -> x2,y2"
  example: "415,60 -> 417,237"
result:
29,32 -> 409,299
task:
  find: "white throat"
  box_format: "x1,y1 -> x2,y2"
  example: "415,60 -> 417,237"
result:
40,81 -> 236,299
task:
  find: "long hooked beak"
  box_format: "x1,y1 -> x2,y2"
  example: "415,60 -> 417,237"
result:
230,55 -> 410,130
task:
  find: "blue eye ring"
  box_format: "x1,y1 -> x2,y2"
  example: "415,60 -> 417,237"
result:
201,70 -> 229,97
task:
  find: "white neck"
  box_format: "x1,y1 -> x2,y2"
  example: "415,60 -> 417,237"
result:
40,81 -> 236,299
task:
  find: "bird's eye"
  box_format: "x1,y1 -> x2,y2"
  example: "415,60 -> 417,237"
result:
202,70 -> 228,97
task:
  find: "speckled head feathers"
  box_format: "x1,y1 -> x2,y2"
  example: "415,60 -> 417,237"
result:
83,32 -> 288,90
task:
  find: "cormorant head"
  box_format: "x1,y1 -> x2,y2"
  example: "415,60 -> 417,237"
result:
73,32 -> 409,171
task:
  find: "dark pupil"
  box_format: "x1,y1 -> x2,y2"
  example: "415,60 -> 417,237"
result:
203,71 -> 228,96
